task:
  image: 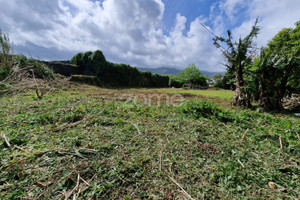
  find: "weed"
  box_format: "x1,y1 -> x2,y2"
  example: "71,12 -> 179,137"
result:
179,99 -> 233,122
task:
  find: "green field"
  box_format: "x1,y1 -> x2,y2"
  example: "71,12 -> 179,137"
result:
155,88 -> 234,99
0,85 -> 299,199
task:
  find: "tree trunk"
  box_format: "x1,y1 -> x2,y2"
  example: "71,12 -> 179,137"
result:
233,66 -> 248,107
259,71 -> 271,110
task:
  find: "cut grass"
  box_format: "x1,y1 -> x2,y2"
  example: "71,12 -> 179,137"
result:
0,85 -> 299,199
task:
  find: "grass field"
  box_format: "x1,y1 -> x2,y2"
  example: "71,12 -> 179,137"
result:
154,88 -> 234,99
0,84 -> 299,199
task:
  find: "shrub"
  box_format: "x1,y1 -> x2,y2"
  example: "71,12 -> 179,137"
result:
179,99 -> 233,122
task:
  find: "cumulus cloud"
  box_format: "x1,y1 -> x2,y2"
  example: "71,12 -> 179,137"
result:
211,0 -> 300,47
0,0 -> 224,71
1,0 -> 298,72
236,0 -> 300,47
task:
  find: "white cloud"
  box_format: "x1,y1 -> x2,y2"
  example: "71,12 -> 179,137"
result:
0,0 -> 224,71
219,0 -> 245,21
248,0 -> 300,47
213,0 -> 300,47
8,0 -> 300,72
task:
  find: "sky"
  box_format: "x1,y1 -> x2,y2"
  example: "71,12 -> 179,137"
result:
0,0 -> 299,72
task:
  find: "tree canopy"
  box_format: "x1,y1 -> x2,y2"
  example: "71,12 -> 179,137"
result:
169,64 -> 208,88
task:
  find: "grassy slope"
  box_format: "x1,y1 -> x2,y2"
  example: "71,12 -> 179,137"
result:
0,85 -> 299,199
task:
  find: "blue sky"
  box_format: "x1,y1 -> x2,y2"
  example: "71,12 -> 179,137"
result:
0,0 -> 299,72
162,0 -> 213,33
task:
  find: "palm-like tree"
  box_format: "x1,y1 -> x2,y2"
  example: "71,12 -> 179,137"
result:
213,18 -> 260,107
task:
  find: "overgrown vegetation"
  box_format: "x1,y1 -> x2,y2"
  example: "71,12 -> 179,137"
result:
0,30 -> 60,96
213,19 -> 300,111
251,21 -> 300,110
179,99 -> 233,122
0,85 -> 299,199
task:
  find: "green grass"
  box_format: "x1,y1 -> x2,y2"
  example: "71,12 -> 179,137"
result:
0,85 -> 299,199
155,88 -> 234,99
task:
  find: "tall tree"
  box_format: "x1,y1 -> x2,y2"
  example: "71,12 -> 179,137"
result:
213,18 -> 260,107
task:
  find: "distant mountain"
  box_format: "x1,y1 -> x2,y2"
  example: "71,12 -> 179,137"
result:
201,70 -> 225,77
137,67 -> 225,77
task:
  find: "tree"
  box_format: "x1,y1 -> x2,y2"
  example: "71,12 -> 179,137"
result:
254,21 -> 300,110
213,18 -> 260,107
176,64 -> 208,88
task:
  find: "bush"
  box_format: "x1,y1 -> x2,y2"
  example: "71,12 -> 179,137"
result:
179,99 -> 233,122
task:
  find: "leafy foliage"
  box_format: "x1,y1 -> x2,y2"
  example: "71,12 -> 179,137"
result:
70,50 -> 169,88
169,64 -> 208,88
212,72 -> 235,90
179,99 -> 233,122
247,21 -> 300,110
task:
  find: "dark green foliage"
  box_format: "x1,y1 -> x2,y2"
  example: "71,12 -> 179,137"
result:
169,75 -> 184,88
245,21 -> 300,110
0,67 -> 9,81
150,73 -> 169,87
70,52 -> 84,66
70,75 -> 102,86
70,50 -> 169,88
